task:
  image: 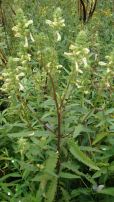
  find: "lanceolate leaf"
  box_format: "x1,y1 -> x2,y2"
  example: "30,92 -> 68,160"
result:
92,133 -> 107,145
68,140 -> 100,170
62,161 -> 96,184
61,187 -> 70,202
8,130 -> 50,138
73,124 -> 85,138
45,152 -> 58,174
0,172 -> 21,182
45,177 -> 57,202
98,187 -> 114,196
60,172 -> 80,179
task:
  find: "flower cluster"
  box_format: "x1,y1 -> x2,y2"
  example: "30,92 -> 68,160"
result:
46,7 -> 65,42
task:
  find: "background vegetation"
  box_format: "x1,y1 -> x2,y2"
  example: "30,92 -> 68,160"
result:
0,0 -> 114,201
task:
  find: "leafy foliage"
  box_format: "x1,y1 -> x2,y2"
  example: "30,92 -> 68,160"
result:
0,0 -> 114,201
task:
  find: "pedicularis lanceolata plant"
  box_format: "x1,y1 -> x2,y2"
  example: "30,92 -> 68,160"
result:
1,1 -> 114,202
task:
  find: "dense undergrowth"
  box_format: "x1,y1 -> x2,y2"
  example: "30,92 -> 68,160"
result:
0,0 -> 114,201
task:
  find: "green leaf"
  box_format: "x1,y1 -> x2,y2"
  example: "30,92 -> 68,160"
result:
71,188 -> 90,198
62,161 -> 95,184
45,152 -> 58,174
8,131 -> 35,138
68,140 -> 100,170
105,108 -> 114,115
92,168 -> 107,179
80,146 -> 101,153
45,177 -> 57,202
92,133 -> 108,145
32,175 -> 41,182
0,173 -> 21,182
8,130 -> 50,138
92,171 -> 102,179
98,188 -> 114,196
73,124 -> 84,138
60,172 -> 80,179
61,187 -> 71,202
